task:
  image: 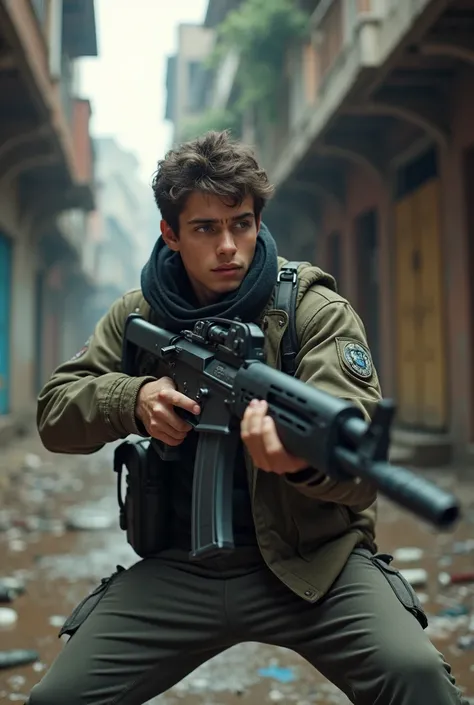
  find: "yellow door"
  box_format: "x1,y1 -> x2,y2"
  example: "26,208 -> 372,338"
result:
395,194 -> 421,425
394,178 -> 447,429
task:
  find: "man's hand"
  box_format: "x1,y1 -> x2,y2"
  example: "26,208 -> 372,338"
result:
135,377 -> 200,446
241,399 -> 308,474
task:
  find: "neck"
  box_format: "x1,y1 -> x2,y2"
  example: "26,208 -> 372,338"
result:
189,274 -> 224,307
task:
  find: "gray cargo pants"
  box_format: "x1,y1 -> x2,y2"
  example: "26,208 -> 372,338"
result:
27,548 -> 466,705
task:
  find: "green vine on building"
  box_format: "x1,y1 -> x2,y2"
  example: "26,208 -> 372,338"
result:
180,108 -> 241,142
212,0 -> 310,123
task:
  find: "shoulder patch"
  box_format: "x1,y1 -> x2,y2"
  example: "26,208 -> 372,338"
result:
336,338 -> 373,381
70,337 -> 91,361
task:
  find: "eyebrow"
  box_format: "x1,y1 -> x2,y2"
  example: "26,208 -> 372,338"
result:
187,211 -> 254,225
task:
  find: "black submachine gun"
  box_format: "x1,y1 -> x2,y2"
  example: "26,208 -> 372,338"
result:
120,314 -> 461,561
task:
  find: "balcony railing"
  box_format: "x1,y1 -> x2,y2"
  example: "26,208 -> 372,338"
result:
256,0 -> 389,174
310,0 -> 389,83
312,0 -> 344,81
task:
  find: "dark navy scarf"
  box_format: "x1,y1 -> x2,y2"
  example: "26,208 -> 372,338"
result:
140,222 -> 278,332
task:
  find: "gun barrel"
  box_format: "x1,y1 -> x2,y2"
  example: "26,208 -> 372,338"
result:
335,417 -> 460,528
335,446 -> 460,528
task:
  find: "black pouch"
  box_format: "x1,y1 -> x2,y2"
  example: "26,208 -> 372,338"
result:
113,438 -> 171,558
355,548 -> 428,629
59,566 -> 125,638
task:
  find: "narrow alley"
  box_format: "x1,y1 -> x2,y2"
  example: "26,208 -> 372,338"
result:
1,433 -> 474,704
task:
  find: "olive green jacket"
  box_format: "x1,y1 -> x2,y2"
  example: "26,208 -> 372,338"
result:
37,258 -> 381,603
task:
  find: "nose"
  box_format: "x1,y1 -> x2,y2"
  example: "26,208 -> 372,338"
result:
216,229 -> 237,256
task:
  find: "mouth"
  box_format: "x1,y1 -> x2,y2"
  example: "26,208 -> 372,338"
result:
212,265 -> 242,273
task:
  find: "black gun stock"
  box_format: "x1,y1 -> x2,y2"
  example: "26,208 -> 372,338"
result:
122,314 -> 461,561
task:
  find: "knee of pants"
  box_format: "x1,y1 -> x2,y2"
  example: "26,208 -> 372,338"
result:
27,680 -> 69,705
381,641 -> 449,684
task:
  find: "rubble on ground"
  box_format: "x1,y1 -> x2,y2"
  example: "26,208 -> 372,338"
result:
1,434 -> 474,704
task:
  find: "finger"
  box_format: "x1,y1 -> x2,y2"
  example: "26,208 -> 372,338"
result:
241,431 -> 268,471
241,400 -> 257,436
157,389 -> 200,416
155,390 -> 201,431
152,403 -> 191,434
170,408 -> 196,434
244,398 -> 268,415
259,399 -> 268,414
162,421 -> 189,441
261,416 -> 287,473
261,417 -> 309,474
149,417 -> 188,441
261,416 -> 284,456
159,376 -> 177,390
241,403 -> 269,471
242,401 -> 265,439
149,428 -> 185,446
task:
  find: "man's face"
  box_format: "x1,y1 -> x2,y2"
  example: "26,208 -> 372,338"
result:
161,191 -> 260,305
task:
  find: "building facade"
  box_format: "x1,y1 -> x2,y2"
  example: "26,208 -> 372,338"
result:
165,22 -> 216,144
172,0 -> 474,464
0,0 -> 97,440
89,136 -> 159,325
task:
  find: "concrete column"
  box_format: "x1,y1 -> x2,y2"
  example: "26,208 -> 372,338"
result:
10,232 -> 38,412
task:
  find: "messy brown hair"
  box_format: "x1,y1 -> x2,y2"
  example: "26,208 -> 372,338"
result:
152,130 -> 275,233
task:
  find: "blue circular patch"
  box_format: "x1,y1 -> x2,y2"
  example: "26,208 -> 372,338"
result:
342,342 -> 373,379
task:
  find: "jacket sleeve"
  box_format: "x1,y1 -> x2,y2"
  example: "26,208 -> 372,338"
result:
37,293 -> 156,454
284,293 -> 381,507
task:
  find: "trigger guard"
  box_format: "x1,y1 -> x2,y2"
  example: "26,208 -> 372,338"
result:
174,406 -> 199,427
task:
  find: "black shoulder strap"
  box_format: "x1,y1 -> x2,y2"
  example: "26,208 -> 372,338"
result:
273,261 -> 301,376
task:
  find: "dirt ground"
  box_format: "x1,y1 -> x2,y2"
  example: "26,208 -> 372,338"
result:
1,433 -> 474,704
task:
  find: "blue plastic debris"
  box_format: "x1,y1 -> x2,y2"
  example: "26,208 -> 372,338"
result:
258,666 -> 296,683
437,605 -> 469,618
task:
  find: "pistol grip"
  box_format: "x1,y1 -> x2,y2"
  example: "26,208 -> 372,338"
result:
150,439 -> 181,462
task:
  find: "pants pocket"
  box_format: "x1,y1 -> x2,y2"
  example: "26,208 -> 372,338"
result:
355,548 -> 428,629
58,565 -> 125,638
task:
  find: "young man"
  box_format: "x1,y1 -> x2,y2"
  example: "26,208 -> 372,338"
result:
29,131 -> 465,705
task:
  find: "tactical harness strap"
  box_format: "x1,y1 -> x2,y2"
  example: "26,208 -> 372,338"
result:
273,261 -> 301,377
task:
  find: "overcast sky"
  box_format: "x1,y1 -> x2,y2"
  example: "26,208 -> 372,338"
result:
79,0 -> 208,186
